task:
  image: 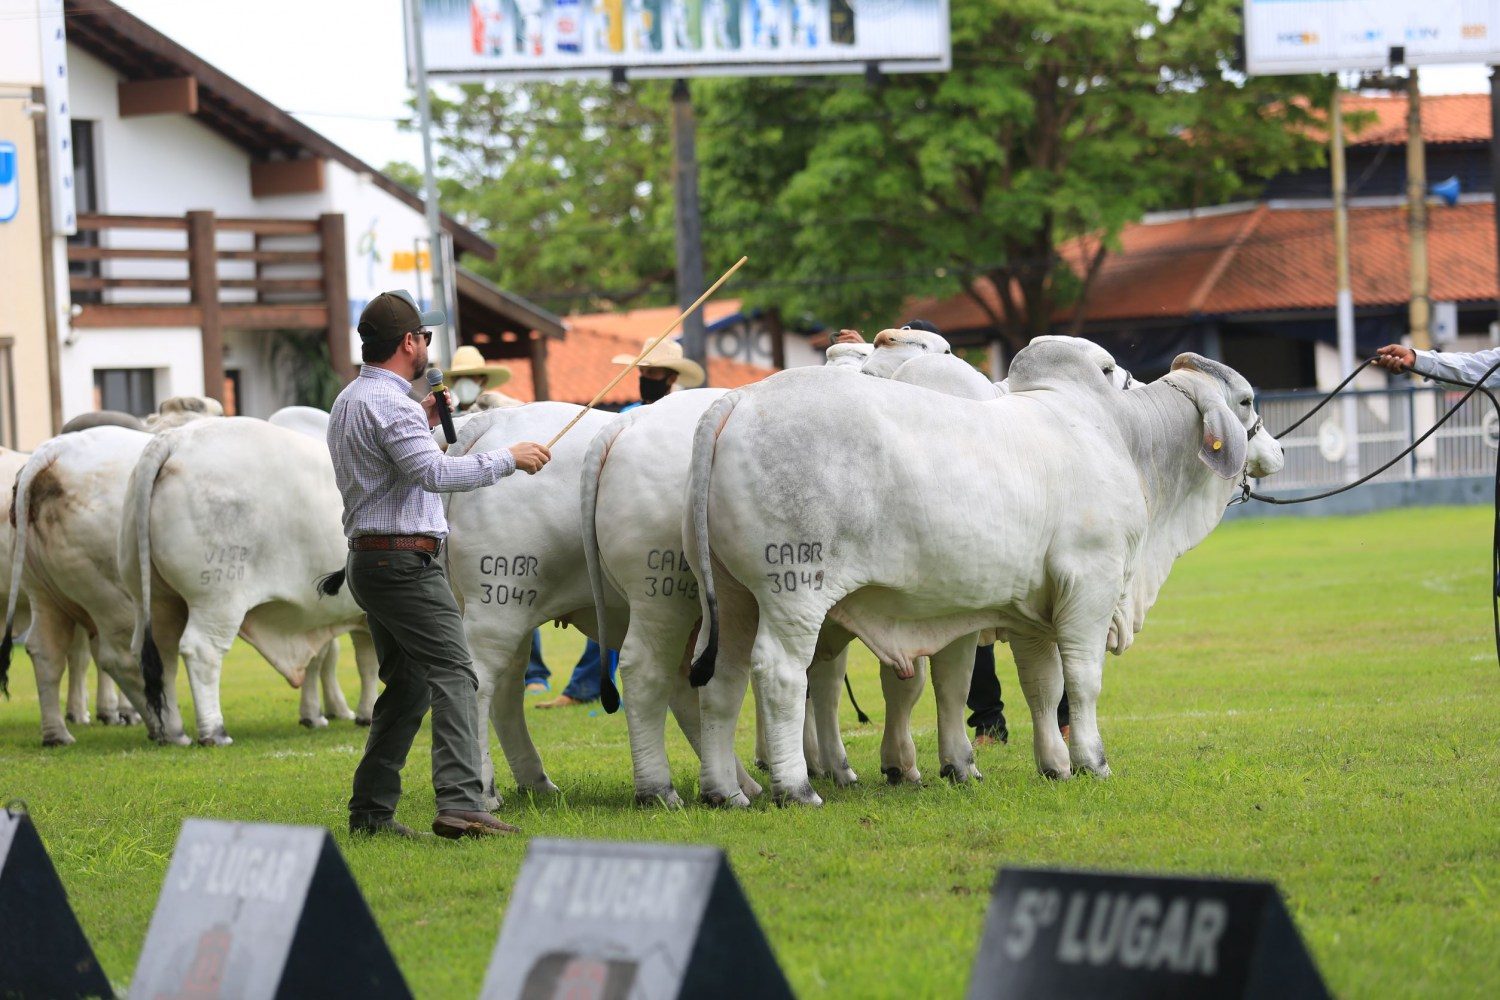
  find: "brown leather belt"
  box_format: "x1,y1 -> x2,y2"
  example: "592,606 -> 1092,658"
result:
350,534 -> 440,554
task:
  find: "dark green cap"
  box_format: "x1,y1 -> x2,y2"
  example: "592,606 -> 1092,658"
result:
357,290 -> 444,342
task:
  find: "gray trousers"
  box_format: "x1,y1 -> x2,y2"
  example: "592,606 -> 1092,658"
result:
345,548 -> 486,820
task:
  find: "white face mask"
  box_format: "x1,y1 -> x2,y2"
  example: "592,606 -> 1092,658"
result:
454,378 -> 483,405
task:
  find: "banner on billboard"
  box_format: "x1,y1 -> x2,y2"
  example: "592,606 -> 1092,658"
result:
1246,0 -> 1500,76
418,0 -> 950,80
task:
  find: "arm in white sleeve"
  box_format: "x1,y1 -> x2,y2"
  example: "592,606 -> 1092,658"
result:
1412,346 -> 1500,387
380,403 -> 516,491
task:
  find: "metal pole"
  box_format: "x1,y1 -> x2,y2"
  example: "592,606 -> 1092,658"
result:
1407,67 -> 1431,352
1490,66 -> 1500,326
1331,83 -> 1361,478
405,0 -> 454,364
671,78 -> 708,373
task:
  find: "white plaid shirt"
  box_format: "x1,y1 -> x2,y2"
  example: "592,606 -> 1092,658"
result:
328,365 -> 516,540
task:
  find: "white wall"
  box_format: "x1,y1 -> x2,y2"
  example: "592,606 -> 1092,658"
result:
0,1 -> 43,87
58,326 -> 202,418
56,45 -> 455,418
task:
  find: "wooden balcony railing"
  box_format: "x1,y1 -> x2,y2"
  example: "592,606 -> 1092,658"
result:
66,211 -> 351,400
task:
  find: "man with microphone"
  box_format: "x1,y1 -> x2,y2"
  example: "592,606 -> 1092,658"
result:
328,290 -> 550,840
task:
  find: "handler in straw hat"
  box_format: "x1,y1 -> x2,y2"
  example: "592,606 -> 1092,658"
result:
610,336 -> 706,404
532,336 -> 706,709
328,289 -> 551,839
446,344 -> 514,413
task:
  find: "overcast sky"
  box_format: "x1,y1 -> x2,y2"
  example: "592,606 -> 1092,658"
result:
120,0 -> 1497,175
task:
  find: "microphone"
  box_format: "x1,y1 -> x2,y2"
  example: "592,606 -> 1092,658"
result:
426,367 -> 457,444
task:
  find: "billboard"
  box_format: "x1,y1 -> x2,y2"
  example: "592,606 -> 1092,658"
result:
417,0 -> 951,80
1245,0 -> 1500,76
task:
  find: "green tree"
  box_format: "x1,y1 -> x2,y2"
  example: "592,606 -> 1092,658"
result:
699,0 -> 1330,348
398,81 -> 679,314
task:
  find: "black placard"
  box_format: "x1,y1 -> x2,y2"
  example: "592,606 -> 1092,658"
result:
0,808 -> 114,999
131,819 -> 410,999
481,838 -> 793,1000
967,867 -> 1329,1000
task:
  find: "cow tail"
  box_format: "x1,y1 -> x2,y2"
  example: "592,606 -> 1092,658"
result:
687,393 -> 739,688
127,434 -> 174,715
582,418 -> 628,714
315,569 -> 346,597
0,448 -> 50,698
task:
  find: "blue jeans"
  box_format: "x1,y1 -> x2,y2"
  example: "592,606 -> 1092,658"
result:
525,631 -> 550,687
560,639 -> 619,702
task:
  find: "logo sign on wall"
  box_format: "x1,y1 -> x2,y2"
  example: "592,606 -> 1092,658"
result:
966,867 -> 1329,999
131,820 -> 411,1000
420,0 -> 950,80
1245,0 -> 1500,76
0,807 -> 114,998
0,141 -> 19,223
481,838 -> 793,999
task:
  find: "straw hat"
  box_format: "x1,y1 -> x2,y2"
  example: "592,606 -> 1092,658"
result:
446,345 -> 512,388
610,338 -> 706,389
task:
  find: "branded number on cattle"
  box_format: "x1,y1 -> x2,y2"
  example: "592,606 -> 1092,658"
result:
478,553 -> 540,607
764,542 -> 824,594
644,549 -> 697,599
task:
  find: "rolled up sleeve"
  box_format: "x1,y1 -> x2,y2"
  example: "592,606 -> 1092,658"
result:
380,404 -> 516,492
1413,347 -> 1500,388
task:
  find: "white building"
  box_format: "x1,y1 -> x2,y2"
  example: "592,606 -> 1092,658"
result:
0,0 -> 561,446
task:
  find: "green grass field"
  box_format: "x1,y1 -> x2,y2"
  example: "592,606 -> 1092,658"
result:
2,506 -> 1497,997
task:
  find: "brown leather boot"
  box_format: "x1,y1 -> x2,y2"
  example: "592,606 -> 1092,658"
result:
433,809 -> 521,839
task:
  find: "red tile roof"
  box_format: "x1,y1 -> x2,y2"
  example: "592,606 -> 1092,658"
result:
1341,92 -> 1491,146
498,322 -> 776,406
907,200 -> 1499,329
567,300 -> 746,341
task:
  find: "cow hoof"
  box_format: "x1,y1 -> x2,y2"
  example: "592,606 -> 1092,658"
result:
198,729 -> 233,747
834,768 -> 859,788
329,710 -> 357,722
883,766 -> 904,786
522,778 -> 561,796
1041,766 -> 1071,781
635,789 -> 684,809
1074,760 -> 1112,779
116,711 -> 142,726
700,790 -> 751,809
354,716 -> 373,727
65,711 -> 90,725
753,758 -> 769,773
738,775 -> 764,799
483,795 -> 504,812
41,732 -> 76,747
299,715 -> 329,729
155,732 -> 192,747
808,763 -> 828,779
969,764 -> 984,782
940,763 -> 969,784
771,784 -> 823,808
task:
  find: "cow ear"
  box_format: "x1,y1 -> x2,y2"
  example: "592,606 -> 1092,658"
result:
1198,398 -> 1248,479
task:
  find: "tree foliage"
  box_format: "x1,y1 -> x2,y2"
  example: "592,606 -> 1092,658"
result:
699,0 -> 1330,345
403,0 -> 1329,340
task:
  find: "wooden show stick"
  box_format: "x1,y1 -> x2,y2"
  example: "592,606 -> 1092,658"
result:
545,255 -> 748,449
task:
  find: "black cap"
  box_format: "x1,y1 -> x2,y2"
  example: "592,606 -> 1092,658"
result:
357,290 -> 444,343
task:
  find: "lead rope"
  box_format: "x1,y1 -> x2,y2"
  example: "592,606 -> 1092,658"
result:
1239,357 -> 1500,670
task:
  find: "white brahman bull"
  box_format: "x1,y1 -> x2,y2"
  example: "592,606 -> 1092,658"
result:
2,428 -> 164,743
0,444 -> 132,729
120,417 -> 378,745
583,339 -> 1132,803
445,403 -> 768,809
684,345 -> 1283,805
859,328 -> 951,378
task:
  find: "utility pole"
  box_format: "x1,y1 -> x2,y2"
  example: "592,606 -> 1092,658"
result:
406,0 -> 454,363
1407,66 -> 1431,351
671,79 -> 708,374
1330,82 -> 1360,478
1490,66 -> 1500,328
